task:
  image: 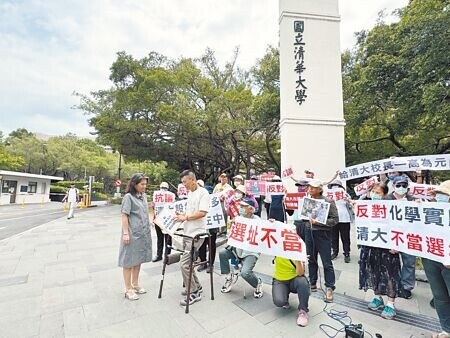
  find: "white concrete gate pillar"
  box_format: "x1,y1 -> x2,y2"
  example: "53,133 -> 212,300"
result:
279,0 -> 345,185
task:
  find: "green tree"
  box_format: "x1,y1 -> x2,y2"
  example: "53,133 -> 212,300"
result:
343,0 -> 449,166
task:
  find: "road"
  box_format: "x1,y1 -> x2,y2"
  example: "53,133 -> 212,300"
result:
0,202 -> 101,240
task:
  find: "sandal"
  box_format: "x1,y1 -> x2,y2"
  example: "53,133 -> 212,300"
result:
131,285 -> 147,294
124,289 -> 139,300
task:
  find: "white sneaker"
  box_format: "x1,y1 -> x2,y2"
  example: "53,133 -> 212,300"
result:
221,273 -> 238,293
253,278 -> 263,298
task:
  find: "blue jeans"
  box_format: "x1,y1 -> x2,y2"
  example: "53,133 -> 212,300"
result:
423,258 -> 450,332
219,247 -> 259,288
305,228 -> 335,289
400,252 -> 416,291
272,276 -> 310,311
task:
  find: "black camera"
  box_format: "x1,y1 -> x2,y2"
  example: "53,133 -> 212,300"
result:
345,323 -> 364,338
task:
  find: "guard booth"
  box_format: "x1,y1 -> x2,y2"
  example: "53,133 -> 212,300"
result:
0,170 -> 63,205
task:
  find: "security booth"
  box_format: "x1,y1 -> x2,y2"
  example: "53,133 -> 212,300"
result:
0,170 -> 63,205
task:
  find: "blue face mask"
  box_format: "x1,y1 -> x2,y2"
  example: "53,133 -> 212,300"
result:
370,192 -> 383,200
239,207 -> 246,217
435,193 -> 449,203
394,186 -> 408,196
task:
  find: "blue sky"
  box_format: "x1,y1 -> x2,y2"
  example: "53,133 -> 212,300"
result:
0,0 -> 408,138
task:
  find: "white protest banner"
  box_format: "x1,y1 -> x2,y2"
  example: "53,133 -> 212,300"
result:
324,187 -> 349,205
408,183 -> 439,200
265,182 -> 285,196
298,197 -> 330,225
355,200 -> 450,264
353,176 -> 378,196
152,190 -> 176,207
206,193 -> 225,229
219,188 -> 234,201
281,166 -> 294,179
338,154 -> 450,181
393,155 -> 450,173
154,200 -> 187,235
227,217 -> 307,261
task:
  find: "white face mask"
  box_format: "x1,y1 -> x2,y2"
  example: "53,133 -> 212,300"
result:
234,192 -> 243,200
394,186 -> 408,196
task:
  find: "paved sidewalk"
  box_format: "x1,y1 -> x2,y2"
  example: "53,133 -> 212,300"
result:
0,205 -> 438,337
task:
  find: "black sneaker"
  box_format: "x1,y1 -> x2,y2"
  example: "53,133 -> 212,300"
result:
344,256 -> 351,263
398,288 -> 412,299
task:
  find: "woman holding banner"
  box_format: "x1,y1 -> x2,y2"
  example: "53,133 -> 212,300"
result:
359,182 -> 401,320
118,173 -> 153,301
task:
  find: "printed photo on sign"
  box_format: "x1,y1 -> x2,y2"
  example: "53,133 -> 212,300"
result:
299,197 -> 330,225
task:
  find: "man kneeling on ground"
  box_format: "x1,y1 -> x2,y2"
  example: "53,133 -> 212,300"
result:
219,198 -> 263,298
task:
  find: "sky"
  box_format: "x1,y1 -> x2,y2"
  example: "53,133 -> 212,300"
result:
0,0 -> 409,138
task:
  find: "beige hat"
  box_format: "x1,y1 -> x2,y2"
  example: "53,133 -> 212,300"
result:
233,174 -> 244,181
160,182 -> 169,189
435,180 -> 450,196
308,179 -> 323,188
235,185 -> 246,194
197,179 -> 205,187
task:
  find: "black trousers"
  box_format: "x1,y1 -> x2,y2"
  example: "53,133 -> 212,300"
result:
331,222 -> 350,256
198,232 -> 217,265
155,224 -> 172,258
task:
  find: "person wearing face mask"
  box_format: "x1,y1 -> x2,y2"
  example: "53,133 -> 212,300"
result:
385,175 -> 416,300
422,181 -> 450,338
232,174 -> 244,188
219,198 -> 263,298
359,182 -> 402,320
152,182 -> 175,262
225,185 -> 258,219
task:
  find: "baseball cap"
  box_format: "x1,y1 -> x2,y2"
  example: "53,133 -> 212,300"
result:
295,178 -> 311,186
308,179 -> 323,188
219,173 -> 227,178
197,179 -> 204,187
392,175 -> 409,186
233,174 -> 244,181
240,197 -> 256,208
434,180 -> 450,195
329,179 -> 344,188
235,185 -> 246,194
160,182 -> 169,189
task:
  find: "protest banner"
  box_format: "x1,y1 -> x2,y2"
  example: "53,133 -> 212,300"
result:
206,193 -> 226,229
355,200 -> 450,264
338,154 -> 450,181
154,200 -> 187,235
284,192 -> 305,210
244,180 -> 266,197
281,166 -> 294,179
324,187 -> 349,204
152,190 -> 176,207
219,187 -> 234,201
227,198 -> 241,219
265,182 -> 285,196
259,173 -> 274,182
227,217 -> 307,261
177,184 -> 189,199
408,182 -> 439,200
298,197 -> 330,225
353,176 -> 378,196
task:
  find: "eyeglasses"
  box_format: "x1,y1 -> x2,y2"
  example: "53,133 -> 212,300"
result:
395,183 -> 408,188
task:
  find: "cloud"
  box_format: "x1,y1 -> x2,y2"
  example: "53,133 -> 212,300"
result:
0,0 -> 408,137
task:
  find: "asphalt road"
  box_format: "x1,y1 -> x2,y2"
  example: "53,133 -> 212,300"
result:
0,202 -> 96,240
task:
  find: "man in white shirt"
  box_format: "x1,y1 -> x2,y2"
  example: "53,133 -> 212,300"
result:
173,170 -> 210,306
62,184 -> 79,219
